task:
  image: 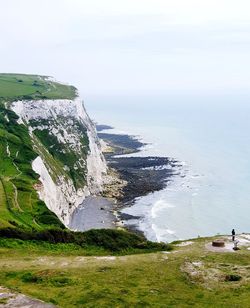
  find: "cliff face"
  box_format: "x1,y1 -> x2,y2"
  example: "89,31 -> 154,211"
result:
11,98 -> 107,227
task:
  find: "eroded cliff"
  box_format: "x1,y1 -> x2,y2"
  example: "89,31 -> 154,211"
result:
11,97 -> 107,226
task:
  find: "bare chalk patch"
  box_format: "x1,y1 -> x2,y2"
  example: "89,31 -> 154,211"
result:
175,241 -> 194,247
0,286 -> 54,307
205,234 -> 250,253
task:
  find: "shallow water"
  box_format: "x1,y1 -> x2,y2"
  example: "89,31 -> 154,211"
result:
86,94 -> 250,242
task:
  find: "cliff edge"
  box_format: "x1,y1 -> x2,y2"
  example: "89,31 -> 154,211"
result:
11,97 -> 107,226
0,73 -> 108,229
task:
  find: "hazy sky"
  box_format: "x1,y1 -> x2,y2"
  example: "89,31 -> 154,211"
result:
1,0 -> 250,97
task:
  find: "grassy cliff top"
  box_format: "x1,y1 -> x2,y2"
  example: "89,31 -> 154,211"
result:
0,73 -> 77,101
0,234 -> 249,307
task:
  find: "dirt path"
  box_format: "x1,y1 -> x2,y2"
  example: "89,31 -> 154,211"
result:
5,143 -> 23,212
0,286 -> 54,308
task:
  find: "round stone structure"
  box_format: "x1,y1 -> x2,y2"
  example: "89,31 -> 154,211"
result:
212,239 -> 225,247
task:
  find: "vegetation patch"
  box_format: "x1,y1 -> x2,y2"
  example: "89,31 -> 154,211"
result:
0,298 -> 8,305
225,274 -> 242,282
21,272 -> 43,283
0,228 -> 172,254
0,104 -> 63,230
19,270 -> 74,287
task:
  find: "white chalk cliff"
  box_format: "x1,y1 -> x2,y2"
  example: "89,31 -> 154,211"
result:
11,97 -> 107,227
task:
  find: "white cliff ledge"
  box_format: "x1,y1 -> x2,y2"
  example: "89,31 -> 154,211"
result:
11,97 -> 108,227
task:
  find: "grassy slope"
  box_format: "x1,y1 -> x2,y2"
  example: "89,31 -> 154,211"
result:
0,236 -> 249,307
0,101 -> 64,229
0,73 -> 76,101
0,73 -> 77,229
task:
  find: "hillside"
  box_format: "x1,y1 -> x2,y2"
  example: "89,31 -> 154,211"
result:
0,74 -> 76,230
0,73 -> 107,230
0,102 -> 63,229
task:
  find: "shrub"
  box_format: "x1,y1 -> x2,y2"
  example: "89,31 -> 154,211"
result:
50,277 -> 72,287
225,274 -> 242,282
21,272 -> 42,283
36,214 -> 65,227
0,228 -> 172,253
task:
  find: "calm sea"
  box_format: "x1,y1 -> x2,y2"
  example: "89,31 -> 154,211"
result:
86,93 -> 250,242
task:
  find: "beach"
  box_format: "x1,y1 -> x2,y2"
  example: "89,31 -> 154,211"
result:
69,196 -> 116,231
70,125 -> 177,234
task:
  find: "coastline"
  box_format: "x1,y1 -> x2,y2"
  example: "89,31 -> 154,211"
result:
70,124 -> 180,236
100,125 -> 180,236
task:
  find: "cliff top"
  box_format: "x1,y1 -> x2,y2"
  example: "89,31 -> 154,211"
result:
0,233 -> 249,306
0,73 -> 77,102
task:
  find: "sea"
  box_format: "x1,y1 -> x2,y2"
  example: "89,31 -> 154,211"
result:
85,93 -> 250,243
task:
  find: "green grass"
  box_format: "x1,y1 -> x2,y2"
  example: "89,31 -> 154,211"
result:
0,73 -> 76,101
0,236 -> 249,307
0,101 -> 64,230
0,238 -> 108,256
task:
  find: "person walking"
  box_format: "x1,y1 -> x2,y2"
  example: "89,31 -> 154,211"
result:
232,229 -> 235,241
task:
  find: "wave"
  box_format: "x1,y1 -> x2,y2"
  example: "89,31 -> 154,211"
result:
151,199 -> 175,219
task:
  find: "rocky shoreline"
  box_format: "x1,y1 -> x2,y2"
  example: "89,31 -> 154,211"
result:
106,156 -> 179,203
70,125 -> 180,233
97,126 -> 180,231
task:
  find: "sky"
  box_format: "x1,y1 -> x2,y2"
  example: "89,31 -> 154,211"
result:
1,0 -> 250,98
